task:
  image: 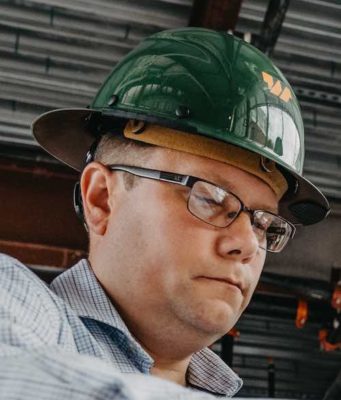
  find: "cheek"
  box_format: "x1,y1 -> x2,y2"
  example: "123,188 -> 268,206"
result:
146,191 -> 195,247
108,185 -> 216,297
140,200 -> 205,287
108,191 -> 188,281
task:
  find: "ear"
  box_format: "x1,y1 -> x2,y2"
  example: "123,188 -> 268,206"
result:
80,162 -> 115,236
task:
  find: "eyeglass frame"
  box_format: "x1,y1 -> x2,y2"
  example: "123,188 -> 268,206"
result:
104,164 -> 296,253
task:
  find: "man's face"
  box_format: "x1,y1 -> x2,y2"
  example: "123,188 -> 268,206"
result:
92,147 -> 278,342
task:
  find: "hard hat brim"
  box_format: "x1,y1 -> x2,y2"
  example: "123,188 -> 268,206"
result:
32,108 -> 330,225
32,108 -> 98,171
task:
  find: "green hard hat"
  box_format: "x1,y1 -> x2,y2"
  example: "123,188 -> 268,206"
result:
33,27 -> 330,225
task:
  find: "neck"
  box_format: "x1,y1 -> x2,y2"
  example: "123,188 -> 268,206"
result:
116,304 -> 217,386
150,355 -> 191,386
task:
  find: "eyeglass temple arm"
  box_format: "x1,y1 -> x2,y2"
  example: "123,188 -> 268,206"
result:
107,165 -> 190,185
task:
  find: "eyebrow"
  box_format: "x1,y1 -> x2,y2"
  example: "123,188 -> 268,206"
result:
194,171 -> 279,214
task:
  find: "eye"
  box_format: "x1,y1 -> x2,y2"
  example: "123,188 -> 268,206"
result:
253,220 -> 267,231
193,194 -> 221,207
253,212 -> 274,233
227,211 -> 238,219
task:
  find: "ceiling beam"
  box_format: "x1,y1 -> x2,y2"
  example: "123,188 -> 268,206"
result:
256,0 -> 291,56
189,0 -> 243,31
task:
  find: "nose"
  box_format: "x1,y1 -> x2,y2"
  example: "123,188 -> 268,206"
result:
215,212 -> 261,263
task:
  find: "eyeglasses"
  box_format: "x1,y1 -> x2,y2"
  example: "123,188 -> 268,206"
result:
106,164 -> 296,253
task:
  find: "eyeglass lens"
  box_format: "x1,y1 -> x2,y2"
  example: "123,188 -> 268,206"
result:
187,181 -> 292,253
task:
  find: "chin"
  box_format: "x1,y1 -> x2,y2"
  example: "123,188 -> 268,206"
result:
182,298 -> 242,337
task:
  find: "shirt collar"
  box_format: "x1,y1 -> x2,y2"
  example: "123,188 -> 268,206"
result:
50,259 -> 242,397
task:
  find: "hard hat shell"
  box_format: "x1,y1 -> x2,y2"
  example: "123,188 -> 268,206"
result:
33,27 -> 330,225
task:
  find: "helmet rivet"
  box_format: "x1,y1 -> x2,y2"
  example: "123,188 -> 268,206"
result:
175,105 -> 190,119
260,156 -> 275,173
107,95 -> 118,106
131,120 -> 146,134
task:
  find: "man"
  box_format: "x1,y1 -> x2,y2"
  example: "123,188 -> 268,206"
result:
0,28 -> 330,399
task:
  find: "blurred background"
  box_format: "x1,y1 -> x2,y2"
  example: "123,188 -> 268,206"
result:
0,0 -> 340,398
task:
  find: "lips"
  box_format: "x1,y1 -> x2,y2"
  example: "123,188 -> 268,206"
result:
197,276 -> 244,293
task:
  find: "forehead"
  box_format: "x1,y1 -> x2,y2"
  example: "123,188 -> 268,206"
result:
146,147 -> 279,212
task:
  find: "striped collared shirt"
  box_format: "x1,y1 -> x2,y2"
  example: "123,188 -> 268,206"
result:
0,253 -> 242,399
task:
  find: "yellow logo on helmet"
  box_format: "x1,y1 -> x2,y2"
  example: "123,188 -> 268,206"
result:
262,72 -> 292,103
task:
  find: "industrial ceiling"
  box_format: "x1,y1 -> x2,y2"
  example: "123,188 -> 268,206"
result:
0,0 -> 340,198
